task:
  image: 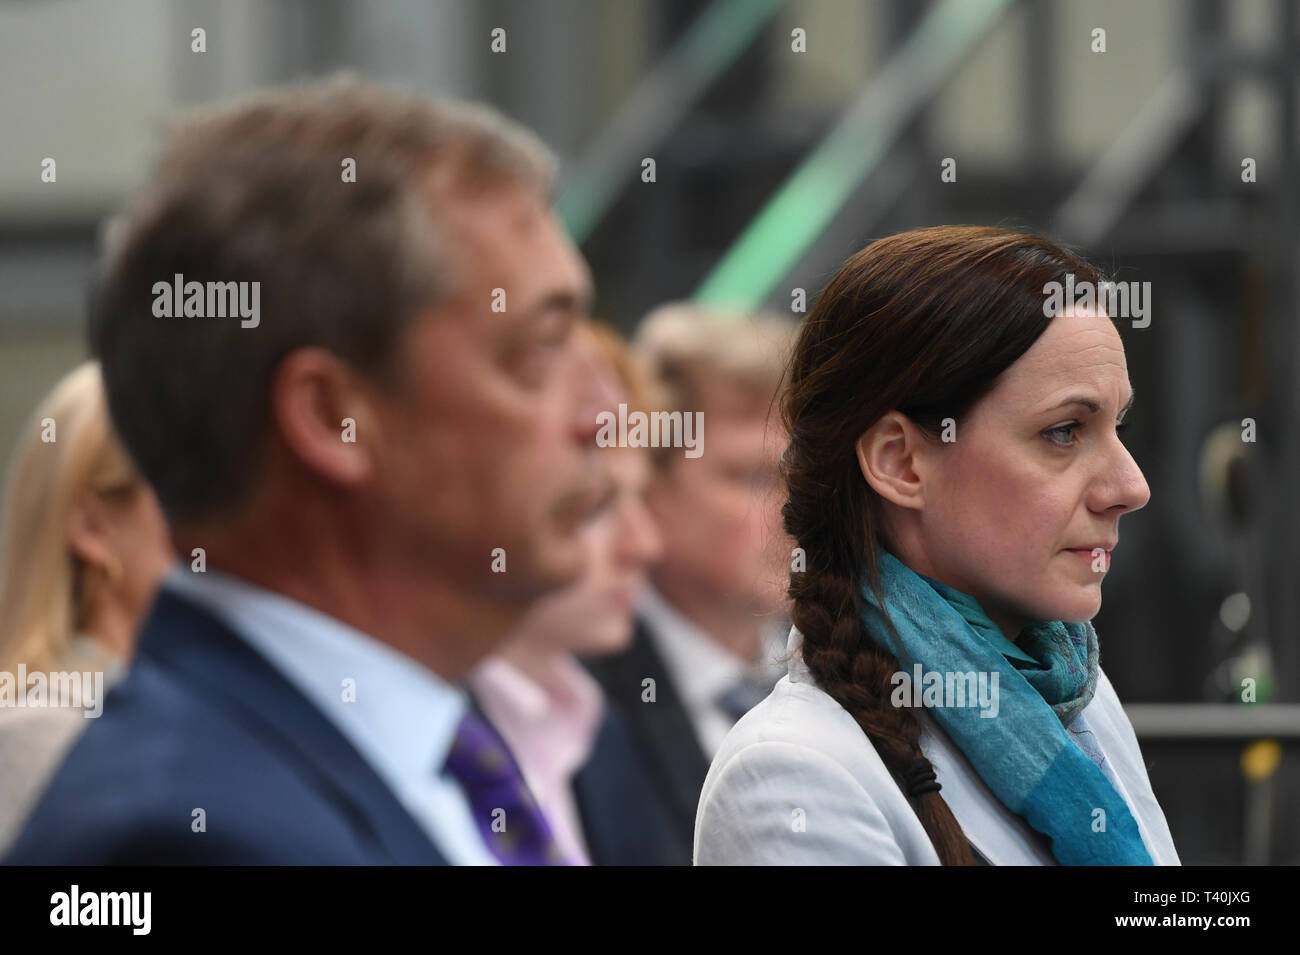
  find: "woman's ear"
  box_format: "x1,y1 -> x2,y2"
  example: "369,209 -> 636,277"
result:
855,411 -> 928,510
67,489 -> 116,571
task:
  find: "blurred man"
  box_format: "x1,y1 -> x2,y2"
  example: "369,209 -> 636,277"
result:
6,77 -> 608,865
583,303 -> 797,854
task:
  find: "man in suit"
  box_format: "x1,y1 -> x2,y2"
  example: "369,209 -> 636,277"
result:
583,303 -> 797,856
5,77 -> 608,864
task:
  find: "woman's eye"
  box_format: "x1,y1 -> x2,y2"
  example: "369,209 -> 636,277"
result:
1044,423 -> 1079,446
1045,420 -> 1130,447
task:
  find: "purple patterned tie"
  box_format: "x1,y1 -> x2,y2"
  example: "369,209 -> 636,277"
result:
443,707 -> 571,865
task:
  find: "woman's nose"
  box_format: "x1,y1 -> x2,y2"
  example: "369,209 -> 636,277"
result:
1103,439 -> 1151,514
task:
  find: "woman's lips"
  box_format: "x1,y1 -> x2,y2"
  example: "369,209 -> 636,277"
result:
1066,547 -> 1111,567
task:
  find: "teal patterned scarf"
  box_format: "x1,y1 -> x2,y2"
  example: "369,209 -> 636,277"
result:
859,547 -> 1152,865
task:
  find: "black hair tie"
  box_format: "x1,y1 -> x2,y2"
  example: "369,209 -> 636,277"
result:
903,756 -> 941,797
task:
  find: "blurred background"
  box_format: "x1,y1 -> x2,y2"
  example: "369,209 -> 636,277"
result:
1,0 -> 1297,864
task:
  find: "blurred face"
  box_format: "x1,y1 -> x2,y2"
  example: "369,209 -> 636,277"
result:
109,485 -> 175,622
647,377 -> 790,617
513,444 -> 663,656
896,308 -> 1149,635
371,179 -> 608,611
70,480 -> 175,657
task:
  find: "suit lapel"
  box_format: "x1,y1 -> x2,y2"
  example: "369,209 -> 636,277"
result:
139,589 -> 448,865
582,618 -> 711,843
572,708 -> 692,866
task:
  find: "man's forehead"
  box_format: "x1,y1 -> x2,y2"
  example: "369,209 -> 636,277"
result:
697,375 -> 777,416
438,179 -> 546,251
434,187 -> 591,309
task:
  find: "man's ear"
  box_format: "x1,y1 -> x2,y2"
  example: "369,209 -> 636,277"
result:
855,411 -> 928,510
270,348 -> 378,488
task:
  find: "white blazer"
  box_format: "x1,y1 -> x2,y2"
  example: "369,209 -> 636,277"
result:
694,627 -> 1181,865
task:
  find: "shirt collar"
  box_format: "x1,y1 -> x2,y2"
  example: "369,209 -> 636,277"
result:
638,584 -> 781,709
468,653 -> 603,778
161,566 -> 467,794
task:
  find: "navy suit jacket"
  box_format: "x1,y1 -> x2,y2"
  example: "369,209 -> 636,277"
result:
580,617 -> 711,860
572,706 -> 691,866
4,589 -> 449,865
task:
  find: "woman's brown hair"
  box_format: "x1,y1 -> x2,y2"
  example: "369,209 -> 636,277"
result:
780,225 -> 1108,864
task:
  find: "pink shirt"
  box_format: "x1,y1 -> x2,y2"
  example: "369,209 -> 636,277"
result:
468,653 -> 605,866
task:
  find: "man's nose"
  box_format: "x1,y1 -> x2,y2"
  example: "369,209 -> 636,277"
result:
617,497 -> 665,569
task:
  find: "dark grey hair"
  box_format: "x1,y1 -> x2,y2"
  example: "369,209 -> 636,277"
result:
91,74 -> 556,523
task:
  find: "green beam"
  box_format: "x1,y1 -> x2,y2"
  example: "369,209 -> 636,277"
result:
694,0 -> 1014,310
556,0 -> 788,244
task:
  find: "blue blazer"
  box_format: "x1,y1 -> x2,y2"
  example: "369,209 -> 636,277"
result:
580,617 -> 711,859
572,705 -> 689,866
3,589 -> 449,865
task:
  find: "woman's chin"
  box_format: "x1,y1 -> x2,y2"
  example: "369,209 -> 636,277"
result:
564,617 -> 635,658
1043,586 -> 1102,625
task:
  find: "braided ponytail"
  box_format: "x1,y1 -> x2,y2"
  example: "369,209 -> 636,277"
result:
783,444 -> 974,865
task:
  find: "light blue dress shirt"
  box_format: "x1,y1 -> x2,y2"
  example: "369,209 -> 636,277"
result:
162,566 -> 499,865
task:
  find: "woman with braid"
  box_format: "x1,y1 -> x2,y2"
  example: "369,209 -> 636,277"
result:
693,225 -> 1180,865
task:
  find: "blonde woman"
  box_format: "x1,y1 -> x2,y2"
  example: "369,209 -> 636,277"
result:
0,361 -> 174,854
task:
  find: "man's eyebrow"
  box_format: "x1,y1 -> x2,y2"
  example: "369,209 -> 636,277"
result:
1045,390 -> 1136,416
529,285 -> 593,318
